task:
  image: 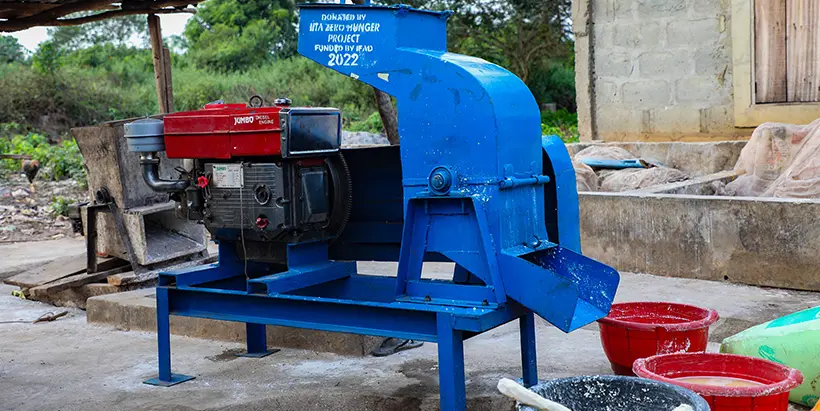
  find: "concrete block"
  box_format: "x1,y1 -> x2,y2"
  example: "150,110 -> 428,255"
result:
667,18 -> 720,46
87,289 -> 383,356
594,52 -> 635,77
595,80 -> 622,104
650,106 -> 702,133
636,0 -> 686,18
593,0 -> 632,22
693,46 -> 730,75
700,104 -> 734,133
638,51 -> 692,78
689,0 -> 729,18
609,22 -> 662,49
622,80 -> 670,107
676,75 -> 731,104
595,106 -> 645,134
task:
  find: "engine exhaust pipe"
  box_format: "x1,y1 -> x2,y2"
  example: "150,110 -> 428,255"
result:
140,152 -> 189,192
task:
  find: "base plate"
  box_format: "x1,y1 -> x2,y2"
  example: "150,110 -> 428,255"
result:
144,373 -> 195,387
235,348 -> 280,358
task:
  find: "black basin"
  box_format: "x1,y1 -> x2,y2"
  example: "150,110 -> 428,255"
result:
516,376 -> 709,411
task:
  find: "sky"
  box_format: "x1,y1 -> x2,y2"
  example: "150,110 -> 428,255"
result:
9,13 -> 193,52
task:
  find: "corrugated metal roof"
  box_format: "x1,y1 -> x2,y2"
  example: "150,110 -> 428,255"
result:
0,0 -> 198,31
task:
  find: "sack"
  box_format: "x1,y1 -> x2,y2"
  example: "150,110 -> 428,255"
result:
726,119 -> 820,198
599,167 -> 688,192
574,145 -> 635,162
722,306 -> 820,407
573,160 -> 598,192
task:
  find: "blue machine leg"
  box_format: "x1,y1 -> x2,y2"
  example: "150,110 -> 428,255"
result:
437,313 -> 466,411
520,312 -> 538,387
144,288 -> 194,386
236,323 -> 279,358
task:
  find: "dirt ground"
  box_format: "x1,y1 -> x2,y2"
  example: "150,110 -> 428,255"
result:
0,173 -> 88,243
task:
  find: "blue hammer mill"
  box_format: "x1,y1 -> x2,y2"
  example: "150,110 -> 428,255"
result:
137,2 -> 621,410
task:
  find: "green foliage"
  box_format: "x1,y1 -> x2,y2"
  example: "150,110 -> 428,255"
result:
172,57 -> 376,118
348,112 -> 384,133
541,109 -> 579,143
529,62 -> 576,112
0,56 -> 157,132
49,196 -> 71,217
184,0 -> 296,72
406,0 -> 574,108
0,132 -> 87,185
0,35 -> 26,64
61,44 -> 155,87
48,14 -> 148,51
31,41 -> 62,75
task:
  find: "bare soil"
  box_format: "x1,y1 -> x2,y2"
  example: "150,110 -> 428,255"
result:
0,173 -> 88,243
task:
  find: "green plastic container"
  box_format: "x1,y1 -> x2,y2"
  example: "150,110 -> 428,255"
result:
721,306 -> 820,407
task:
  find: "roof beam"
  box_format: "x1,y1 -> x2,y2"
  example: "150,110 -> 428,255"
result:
0,1 -> 197,32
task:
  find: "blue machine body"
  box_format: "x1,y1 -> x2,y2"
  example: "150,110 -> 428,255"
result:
144,4 -> 620,410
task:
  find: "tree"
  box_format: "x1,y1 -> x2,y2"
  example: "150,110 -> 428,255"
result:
0,35 -> 26,64
403,0 -> 574,107
47,15 -> 148,51
184,0 -> 296,72
446,0 -> 571,83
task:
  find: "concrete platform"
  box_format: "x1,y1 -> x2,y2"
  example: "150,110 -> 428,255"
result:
85,261 -> 455,356
87,287 -> 383,356
5,268 -> 812,410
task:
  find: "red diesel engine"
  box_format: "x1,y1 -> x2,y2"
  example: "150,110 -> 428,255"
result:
124,98 -> 351,261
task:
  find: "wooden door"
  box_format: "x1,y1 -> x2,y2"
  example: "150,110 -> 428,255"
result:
755,0 -> 820,103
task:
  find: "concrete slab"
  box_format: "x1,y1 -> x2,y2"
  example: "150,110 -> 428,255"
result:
10,268 -> 806,410
0,237 -> 85,280
85,261 -> 455,356
581,192 -> 820,291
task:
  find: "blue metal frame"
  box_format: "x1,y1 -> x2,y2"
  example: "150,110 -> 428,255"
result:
144,4 -> 621,411
145,243 -> 535,410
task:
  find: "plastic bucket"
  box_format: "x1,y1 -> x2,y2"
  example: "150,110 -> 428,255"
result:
516,375 -> 710,411
634,352 -> 803,411
597,301 -> 719,375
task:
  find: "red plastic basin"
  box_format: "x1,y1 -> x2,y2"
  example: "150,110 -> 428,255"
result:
597,301 -> 718,375
634,352 -> 804,411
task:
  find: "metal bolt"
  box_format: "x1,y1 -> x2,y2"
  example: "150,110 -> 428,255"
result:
432,174 -> 445,189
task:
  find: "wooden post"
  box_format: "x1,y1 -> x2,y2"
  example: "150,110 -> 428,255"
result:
147,14 -> 173,113
374,89 -> 399,145
162,47 -> 174,112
